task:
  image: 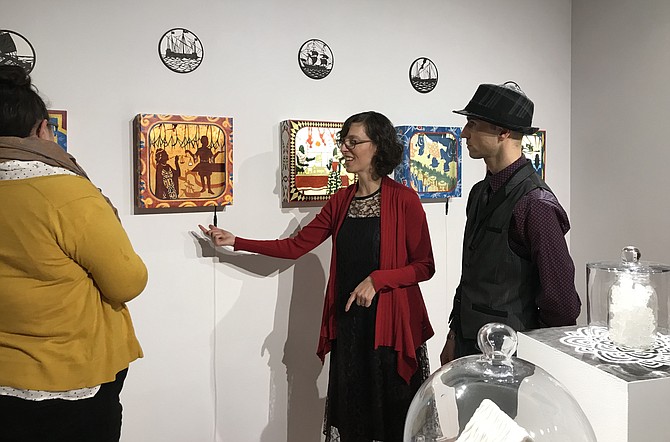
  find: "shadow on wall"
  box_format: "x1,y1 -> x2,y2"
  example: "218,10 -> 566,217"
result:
195,220 -> 327,442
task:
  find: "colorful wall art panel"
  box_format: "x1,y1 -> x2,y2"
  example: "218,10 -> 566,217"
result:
133,114 -> 233,213
394,125 -> 462,200
280,119 -> 353,205
522,130 -> 546,179
48,109 -> 67,151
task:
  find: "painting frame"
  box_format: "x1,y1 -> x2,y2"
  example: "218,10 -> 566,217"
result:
522,130 -> 546,180
133,114 -> 233,214
280,119 -> 354,206
47,109 -> 67,151
393,125 -> 462,201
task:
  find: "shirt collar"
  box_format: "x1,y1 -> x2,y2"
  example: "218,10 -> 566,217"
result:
488,156 -> 529,193
0,159 -> 77,180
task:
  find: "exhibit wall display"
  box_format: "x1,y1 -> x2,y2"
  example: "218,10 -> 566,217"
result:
280,119 -> 354,205
0,0 -> 578,441
133,114 -> 233,213
393,125 -> 462,200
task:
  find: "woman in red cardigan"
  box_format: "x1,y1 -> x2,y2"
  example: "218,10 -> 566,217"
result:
200,111 -> 435,442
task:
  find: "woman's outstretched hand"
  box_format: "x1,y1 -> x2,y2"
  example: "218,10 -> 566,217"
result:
198,224 -> 236,247
345,276 -> 377,312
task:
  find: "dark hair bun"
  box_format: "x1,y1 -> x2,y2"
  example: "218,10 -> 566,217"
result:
0,65 -> 47,137
0,65 -> 31,88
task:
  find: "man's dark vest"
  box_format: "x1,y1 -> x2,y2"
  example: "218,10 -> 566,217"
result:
458,161 -> 552,339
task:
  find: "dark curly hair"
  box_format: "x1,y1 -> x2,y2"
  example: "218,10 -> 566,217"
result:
0,65 -> 48,137
339,111 -> 402,179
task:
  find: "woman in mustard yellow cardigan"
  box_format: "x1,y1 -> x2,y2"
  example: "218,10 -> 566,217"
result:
0,66 -> 148,442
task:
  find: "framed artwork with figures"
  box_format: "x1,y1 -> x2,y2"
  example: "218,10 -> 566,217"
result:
280,119 -> 354,206
133,114 -> 233,213
393,125 -> 462,201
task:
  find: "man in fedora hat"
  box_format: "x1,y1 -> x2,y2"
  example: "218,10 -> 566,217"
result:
441,82 -> 581,363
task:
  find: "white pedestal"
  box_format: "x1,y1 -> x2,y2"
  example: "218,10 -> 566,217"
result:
517,326 -> 670,442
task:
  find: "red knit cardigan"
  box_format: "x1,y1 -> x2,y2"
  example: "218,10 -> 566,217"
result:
234,177 -> 435,383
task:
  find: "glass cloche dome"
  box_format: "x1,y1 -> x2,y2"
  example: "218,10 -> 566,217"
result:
404,323 -> 596,441
587,245 -> 670,350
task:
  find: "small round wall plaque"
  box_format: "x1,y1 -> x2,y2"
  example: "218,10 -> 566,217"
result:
298,39 -> 333,80
409,57 -> 438,93
158,28 -> 204,74
0,30 -> 36,74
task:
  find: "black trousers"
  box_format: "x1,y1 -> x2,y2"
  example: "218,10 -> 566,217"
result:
0,369 -> 128,442
454,332 -> 480,359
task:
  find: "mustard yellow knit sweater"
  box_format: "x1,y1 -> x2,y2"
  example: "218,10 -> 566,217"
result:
0,174 -> 147,391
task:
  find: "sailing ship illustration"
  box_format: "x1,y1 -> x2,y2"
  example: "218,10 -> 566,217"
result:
0,31 -> 35,72
409,58 -> 438,93
164,30 -> 200,60
158,28 -> 203,73
298,39 -> 333,79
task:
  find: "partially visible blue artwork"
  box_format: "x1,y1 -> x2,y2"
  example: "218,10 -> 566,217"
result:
393,125 -> 462,200
48,109 -> 67,151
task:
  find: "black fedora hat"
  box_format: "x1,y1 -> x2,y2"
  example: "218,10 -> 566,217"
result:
453,81 -> 538,135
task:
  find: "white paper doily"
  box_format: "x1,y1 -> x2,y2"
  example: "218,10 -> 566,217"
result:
559,326 -> 670,369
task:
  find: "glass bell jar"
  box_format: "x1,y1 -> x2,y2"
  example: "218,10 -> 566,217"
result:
586,246 -> 670,350
404,323 -> 596,442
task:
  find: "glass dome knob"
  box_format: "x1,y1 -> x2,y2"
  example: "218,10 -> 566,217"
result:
621,245 -> 641,264
477,322 -> 518,365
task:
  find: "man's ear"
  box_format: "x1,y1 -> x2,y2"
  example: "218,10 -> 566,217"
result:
498,127 -> 512,140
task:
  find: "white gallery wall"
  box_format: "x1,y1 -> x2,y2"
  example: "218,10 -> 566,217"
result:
571,0 -> 670,312
3,0 -> 572,441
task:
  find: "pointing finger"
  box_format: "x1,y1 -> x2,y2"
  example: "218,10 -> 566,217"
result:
345,292 -> 356,312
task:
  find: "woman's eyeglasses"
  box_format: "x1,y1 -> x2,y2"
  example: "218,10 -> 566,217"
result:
338,138 -> 373,149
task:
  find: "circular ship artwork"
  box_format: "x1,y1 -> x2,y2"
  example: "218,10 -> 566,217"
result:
0,30 -> 36,74
409,57 -> 438,93
298,39 -> 333,80
158,28 -> 203,74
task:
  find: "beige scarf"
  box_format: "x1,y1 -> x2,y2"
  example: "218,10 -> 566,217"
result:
0,136 -> 120,219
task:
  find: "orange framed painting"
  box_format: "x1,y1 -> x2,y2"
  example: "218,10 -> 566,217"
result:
133,114 -> 233,213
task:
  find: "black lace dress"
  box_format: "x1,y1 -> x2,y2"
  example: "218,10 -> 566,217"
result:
324,189 -> 430,442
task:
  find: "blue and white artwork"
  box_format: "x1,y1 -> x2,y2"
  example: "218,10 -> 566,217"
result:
393,125 -> 462,200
